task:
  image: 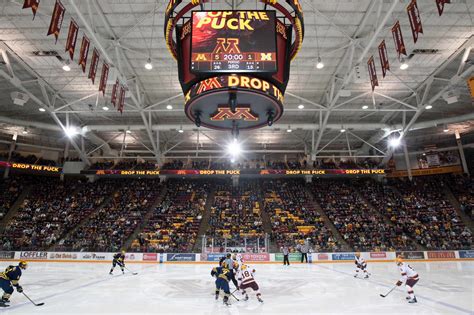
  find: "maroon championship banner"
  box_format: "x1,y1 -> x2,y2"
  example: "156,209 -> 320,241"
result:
407,0 -> 423,43
378,40 -> 389,78
118,85 -> 126,113
367,56 -> 378,91
88,48 -> 100,84
111,78 -> 119,107
47,0 -> 65,44
84,168 -> 387,176
391,21 -> 407,60
99,62 -> 109,96
436,0 -> 450,16
78,35 -> 90,73
22,0 -> 40,19
65,19 -> 79,60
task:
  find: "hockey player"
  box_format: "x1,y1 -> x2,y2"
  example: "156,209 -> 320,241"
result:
211,266 -> 232,306
354,252 -> 369,279
0,261 -> 27,307
395,255 -> 419,303
109,250 -> 126,275
222,253 -> 239,289
239,264 -> 263,302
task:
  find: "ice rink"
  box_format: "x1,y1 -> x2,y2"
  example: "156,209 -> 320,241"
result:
0,261 -> 472,315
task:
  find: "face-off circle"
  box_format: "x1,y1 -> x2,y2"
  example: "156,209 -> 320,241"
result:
184,75 -> 284,131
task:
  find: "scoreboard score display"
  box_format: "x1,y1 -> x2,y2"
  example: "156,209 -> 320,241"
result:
190,11 -> 277,73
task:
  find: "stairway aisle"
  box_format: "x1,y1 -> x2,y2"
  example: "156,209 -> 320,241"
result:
124,184 -> 169,250
443,186 -> 474,232
0,186 -> 32,232
192,186 -> 216,252
305,186 -> 353,252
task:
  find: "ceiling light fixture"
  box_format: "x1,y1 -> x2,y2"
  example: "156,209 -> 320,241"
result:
316,56 -> 324,69
22,127 -> 28,134
65,126 -> 79,138
178,126 -> 184,133
340,127 -> 346,133
126,129 -> 131,134
286,126 -> 292,133
424,105 -> 433,110
39,107 -> 46,112
166,104 -> 173,110
400,58 -> 409,70
443,125 -> 449,133
145,58 -> 153,70
388,136 -> 401,148
362,105 -> 369,110
102,106 -> 109,111
298,104 -> 305,109
62,60 -> 71,72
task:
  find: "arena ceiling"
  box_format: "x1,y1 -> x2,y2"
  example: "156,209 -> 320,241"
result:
0,0 -> 473,165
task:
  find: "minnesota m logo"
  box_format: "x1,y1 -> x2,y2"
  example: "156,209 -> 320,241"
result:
212,38 -> 241,54
196,78 -> 222,94
211,107 -> 258,121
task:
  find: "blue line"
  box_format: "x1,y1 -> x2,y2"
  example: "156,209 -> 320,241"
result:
316,264 -> 473,315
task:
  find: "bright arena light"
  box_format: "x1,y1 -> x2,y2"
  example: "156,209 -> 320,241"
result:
227,140 -> 241,156
316,57 -> 324,69
166,104 -> 173,110
388,136 -> 401,148
298,104 -> 305,109
65,126 -> 79,138
145,58 -> 153,70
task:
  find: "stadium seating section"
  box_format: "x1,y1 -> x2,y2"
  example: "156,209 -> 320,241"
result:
0,175 -> 471,253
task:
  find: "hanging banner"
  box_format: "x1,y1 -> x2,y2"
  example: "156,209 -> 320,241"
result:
367,56 -> 378,91
65,19 -> 79,60
88,48 -> 100,84
436,0 -> 450,16
118,85 -> 126,114
99,62 -> 109,96
22,0 -> 40,19
111,79 -> 119,107
378,40 -> 389,78
78,35 -> 90,73
391,21 -> 407,60
46,0 -> 65,44
407,0 -> 423,43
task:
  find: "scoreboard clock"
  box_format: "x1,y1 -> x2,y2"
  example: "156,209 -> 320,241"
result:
190,11 -> 277,73
165,0 -> 304,132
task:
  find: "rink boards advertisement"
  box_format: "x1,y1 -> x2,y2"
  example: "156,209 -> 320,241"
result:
1,250 -> 472,263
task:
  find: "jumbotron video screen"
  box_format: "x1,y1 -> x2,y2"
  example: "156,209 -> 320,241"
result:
190,11 -> 277,73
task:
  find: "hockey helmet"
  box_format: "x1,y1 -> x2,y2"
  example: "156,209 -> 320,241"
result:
395,255 -> 403,265
19,260 -> 28,269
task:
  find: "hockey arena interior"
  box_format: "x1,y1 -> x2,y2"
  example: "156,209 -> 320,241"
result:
0,0 -> 473,314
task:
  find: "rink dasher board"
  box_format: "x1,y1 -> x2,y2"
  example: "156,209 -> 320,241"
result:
0,250 -> 472,264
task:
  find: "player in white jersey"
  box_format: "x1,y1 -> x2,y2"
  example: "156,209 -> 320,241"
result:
239,264 -> 263,303
354,252 -> 369,279
395,255 -> 419,303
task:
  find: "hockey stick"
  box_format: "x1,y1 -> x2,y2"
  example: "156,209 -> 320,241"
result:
230,289 -> 240,301
22,292 -> 44,306
380,285 -> 397,298
124,266 -> 138,275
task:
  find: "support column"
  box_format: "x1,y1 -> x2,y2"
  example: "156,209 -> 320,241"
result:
4,133 -> 17,179
403,142 -> 412,181
455,130 -> 469,175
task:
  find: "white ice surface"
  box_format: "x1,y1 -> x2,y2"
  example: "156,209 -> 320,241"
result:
1,261 -> 472,315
